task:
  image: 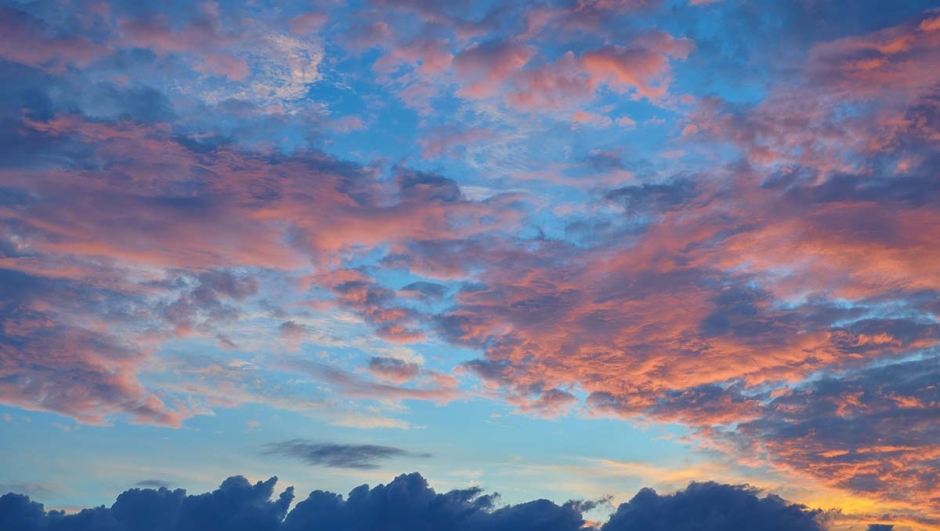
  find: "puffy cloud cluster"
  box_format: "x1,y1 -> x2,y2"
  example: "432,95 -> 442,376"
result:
0,476 -> 290,531
602,482 -> 824,531
0,473 -> 827,531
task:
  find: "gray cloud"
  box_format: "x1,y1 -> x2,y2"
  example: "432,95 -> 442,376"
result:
262,440 -> 432,469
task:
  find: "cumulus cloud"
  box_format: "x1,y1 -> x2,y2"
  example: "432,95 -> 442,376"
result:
602,482 -> 824,531
0,473 -> 828,531
0,476 -> 291,531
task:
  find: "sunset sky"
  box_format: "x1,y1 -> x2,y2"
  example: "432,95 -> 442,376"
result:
1,0 -> 940,530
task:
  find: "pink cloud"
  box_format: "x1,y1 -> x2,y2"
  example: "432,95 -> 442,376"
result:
374,37 -> 453,75
0,7 -> 110,70
806,10 -> 940,99
289,12 -> 328,35
368,357 -> 422,384
0,281 -> 189,427
581,33 -> 693,100
454,40 -> 535,98
572,110 -> 613,128
507,51 -> 595,110
506,32 -> 692,110
198,51 -> 250,81
285,359 -> 462,404
418,126 -> 493,158
331,116 -> 368,133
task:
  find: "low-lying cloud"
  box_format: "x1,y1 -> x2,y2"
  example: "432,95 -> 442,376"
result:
0,472 -> 833,531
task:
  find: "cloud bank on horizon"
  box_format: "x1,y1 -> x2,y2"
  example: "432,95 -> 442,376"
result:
0,472 -> 829,531
1,0 -> 939,528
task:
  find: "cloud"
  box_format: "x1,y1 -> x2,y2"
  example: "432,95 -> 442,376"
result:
571,111 -> 613,128
806,9 -> 940,98
262,440 -> 432,469
368,357 -> 422,383
601,482 -> 824,531
729,355 -> 940,512
0,475 -> 291,531
580,32 -> 693,100
0,268 -> 190,427
418,127 -> 494,159
3,0 -> 940,524
0,7 -> 110,70
0,76 -> 503,425
118,9 -> 323,109
505,31 -> 692,109
283,359 -> 461,404
0,473 -> 828,531
454,40 -> 534,98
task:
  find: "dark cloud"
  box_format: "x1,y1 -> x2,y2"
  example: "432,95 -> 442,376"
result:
0,476 -> 291,531
0,493 -> 49,531
396,168 -> 464,203
0,474 -> 829,531
262,440 -> 431,469
400,281 -> 447,299
605,178 -> 698,215
602,482 -> 824,531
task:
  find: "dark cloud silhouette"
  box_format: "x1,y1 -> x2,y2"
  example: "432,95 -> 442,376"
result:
0,492 -> 50,531
262,441 -> 432,469
602,482 -> 824,531
0,476 -> 291,531
0,473 -> 829,531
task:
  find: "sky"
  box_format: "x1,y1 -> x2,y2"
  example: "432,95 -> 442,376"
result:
0,0 -> 939,529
